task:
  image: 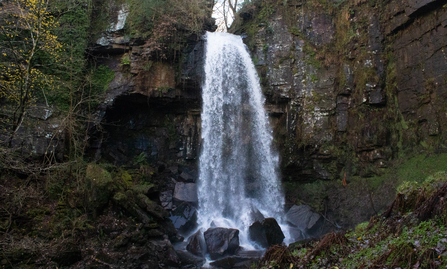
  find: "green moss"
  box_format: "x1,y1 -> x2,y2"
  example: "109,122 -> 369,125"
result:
121,171 -> 132,188
354,221 -> 369,234
397,153 -> 447,184
288,26 -> 304,38
91,65 -> 115,93
86,164 -> 112,187
120,54 -> 131,66
113,192 -> 127,202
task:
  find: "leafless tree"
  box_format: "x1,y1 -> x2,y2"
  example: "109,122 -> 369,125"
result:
213,0 -> 240,32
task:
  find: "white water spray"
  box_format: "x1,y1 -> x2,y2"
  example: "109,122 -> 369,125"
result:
198,32 -> 285,248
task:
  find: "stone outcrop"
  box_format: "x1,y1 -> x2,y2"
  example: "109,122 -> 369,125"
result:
248,218 -> 285,248
173,182 -> 198,204
286,205 -> 322,236
204,227 -> 240,260
186,230 -> 206,257
235,0 -> 447,181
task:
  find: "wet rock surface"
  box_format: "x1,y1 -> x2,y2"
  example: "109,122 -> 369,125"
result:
286,205 -> 322,237
209,249 -> 264,269
169,202 -> 198,235
204,228 -> 240,260
186,230 -> 206,257
248,218 -> 285,248
173,182 -> 198,204
176,250 -> 206,268
230,0 -> 447,231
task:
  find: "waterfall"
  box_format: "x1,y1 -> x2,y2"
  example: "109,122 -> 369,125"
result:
198,32 -> 285,248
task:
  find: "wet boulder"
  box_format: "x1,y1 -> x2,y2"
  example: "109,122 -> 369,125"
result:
288,226 -> 306,242
169,203 -> 198,235
173,182 -> 198,204
248,218 -> 285,248
159,190 -> 173,210
286,205 -> 322,235
209,256 -> 254,269
179,171 -> 195,182
186,230 -> 206,257
204,228 -> 240,260
209,249 -> 264,269
176,250 -> 206,268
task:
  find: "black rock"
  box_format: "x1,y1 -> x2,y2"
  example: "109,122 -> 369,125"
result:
176,250 -> 206,268
169,203 -> 198,235
204,228 -> 240,260
209,255 -> 254,269
248,218 -> 285,248
179,171 -> 195,182
186,230 -> 205,257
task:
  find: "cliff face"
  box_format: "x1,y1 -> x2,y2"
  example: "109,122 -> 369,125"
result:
88,24 -> 208,168
95,0 -> 447,228
232,0 -> 447,184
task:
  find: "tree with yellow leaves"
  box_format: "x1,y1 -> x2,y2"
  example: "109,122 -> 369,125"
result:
0,0 -> 63,145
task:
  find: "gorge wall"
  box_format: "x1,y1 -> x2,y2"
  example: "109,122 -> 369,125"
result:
228,0 -> 447,227
233,0 -> 447,182
3,0 -> 447,267
90,0 -> 447,230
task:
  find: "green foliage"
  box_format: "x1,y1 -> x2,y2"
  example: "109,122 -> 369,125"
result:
121,171 -> 132,187
354,221 -> 369,234
258,2 -> 275,23
113,191 -> 128,202
0,0 -> 64,141
396,180 -> 419,196
126,0 -> 209,58
288,26 -> 304,38
134,152 -> 148,166
397,171 -> 447,202
287,180 -> 328,212
91,65 -> 115,93
282,179 -> 447,269
303,44 -> 321,69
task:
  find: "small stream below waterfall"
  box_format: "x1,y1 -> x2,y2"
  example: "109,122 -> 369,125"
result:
196,31 -> 289,249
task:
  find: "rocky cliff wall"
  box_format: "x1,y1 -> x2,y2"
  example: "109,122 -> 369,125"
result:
225,0 -> 447,228
88,26 -> 208,167
80,0 -> 447,231
233,0 -> 447,184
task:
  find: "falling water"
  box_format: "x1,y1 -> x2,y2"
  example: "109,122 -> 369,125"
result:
198,32 -> 285,248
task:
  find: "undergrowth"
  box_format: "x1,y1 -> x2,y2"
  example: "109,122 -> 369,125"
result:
258,172 -> 447,269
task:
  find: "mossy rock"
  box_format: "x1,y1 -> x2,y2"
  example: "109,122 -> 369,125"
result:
85,164 -> 113,213
135,193 -> 168,220
86,164 -> 112,188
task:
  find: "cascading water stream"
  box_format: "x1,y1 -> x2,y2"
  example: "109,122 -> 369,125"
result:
198,32 -> 286,248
